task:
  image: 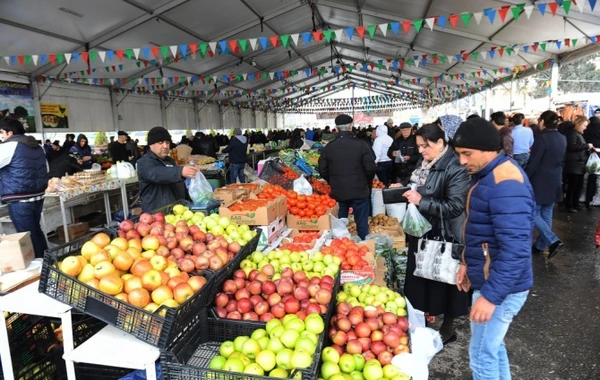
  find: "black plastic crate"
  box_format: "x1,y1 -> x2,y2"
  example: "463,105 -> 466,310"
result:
5,313 -> 44,343
38,229 -> 215,349
15,348 -> 67,380
74,363 -> 134,380
190,199 -> 222,215
161,316 -> 322,380
8,319 -> 57,377
121,200 -> 193,225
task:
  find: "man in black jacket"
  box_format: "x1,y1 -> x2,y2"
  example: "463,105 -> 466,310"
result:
387,122 -> 419,184
193,132 -> 220,158
223,128 -> 248,183
318,115 -> 376,239
137,127 -> 198,212
109,131 -> 131,163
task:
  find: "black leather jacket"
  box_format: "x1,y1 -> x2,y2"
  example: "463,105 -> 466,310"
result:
137,151 -> 189,212
192,136 -> 220,158
564,129 -> 589,175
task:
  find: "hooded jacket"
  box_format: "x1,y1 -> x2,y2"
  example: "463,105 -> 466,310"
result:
69,134 -> 95,169
223,135 -> 248,164
137,150 -> 189,212
48,150 -> 82,179
372,125 -> 393,163
584,117 -> 600,148
0,134 -> 48,202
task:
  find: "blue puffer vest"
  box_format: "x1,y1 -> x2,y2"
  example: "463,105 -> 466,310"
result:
463,153 -> 535,305
0,135 -> 48,202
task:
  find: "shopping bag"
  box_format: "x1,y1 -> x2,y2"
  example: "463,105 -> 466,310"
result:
402,203 -> 432,237
586,152 -> 600,174
385,203 -> 407,223
413,238 -> 460,284
371,189 -> 386,216
187,171 -> 214,204
330,215 -> 351,239
293,175 -> 313,195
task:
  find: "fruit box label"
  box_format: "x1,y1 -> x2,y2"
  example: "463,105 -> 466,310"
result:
340,269 -> 376,286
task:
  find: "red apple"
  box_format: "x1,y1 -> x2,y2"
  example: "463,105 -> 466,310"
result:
371,341 -> 387,355
259,313 -> 274,322
234,288 -> 250,300
261,281 -> 276,295
357,337 -> 371,352
226,311 -> 242,320
284,298 -> 300,314
336,302 -> 352,316
249,295 -> 263,306
215,307 -> 227,318
271,302 -> 286,319
248,280 -> 262,295
378,351 -> 393,366
267,293 -> 282,306
293,287 -> 309,301
336,318 -> 352,332
222,279 -> 237,294
237,298 -> 252,314
316,289 -> 332,305
225,300 -> 237,313
305,303 -> 322,315
233,269 -> 246,279
254,301 -> 269,316
383,332 -> 401,348
120,220 -> 134,232
331,331 -> 347,346
346,340 -> 363,354
215,292 -> 229,308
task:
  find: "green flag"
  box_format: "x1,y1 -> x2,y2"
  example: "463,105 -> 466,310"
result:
239,39 -> 248,51
366,25 -> 376,38
511,4 -> 524,21
90,51 -> 97,62
413,19 -> 423,33
199,43 -> 208,58
563,0 -> 571,14
281,35 -> 290,47
57,54 -> 64,64
472,52 -> 479,60
461,13 -> 471,27
323,31 -> 333,43
125,49 -> 133,60
160,46 -> 169,58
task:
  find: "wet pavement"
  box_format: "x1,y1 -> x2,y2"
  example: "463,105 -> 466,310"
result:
428,206 -> 600,380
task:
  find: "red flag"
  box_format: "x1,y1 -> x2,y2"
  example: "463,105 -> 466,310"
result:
81,51 -> 89,63
116,50 -> 124,61
49,54 -> 56,64
402,21 -> 412,34
449,15 -> 459,28
548,2 -> 559,16
312,31 -> 323,42
356,26 -> 365,39
269,36 -> 279,48
531,44 -> 538,52
498,6 -> 510,22
151,47 -> 160,58
17,56 -> 24,65
189,43 -> 197,55
498,48 -> 505,57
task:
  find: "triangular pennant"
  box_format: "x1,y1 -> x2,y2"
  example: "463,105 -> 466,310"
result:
591,0 -> 597,10
312,31 -> 323,42
563,0 -> 572,14
413,19 -> 423,33
498,6 -> 510,22
524,5 -> 534,19
402,21 -> 412,34
301,32 -> 312,44
31,55 -> 38,65
98,51 -> 106,62
160,46 -> 169,58
472,51 -> 479,60
40,54 -> 47,64
151,46 -> 160,58
345,27 -> 355,40
56,54 -> 64,64
523,45 -> 530,53
425,18 -> 435,30
199,43 -> 208,58
208,42 -> 217,54
356,26 -> 366,39
179,45 -> 188,58
480,51 -> 487,60
484,8 -> 496,24
473,12 -> 483,25
511,4 -> 524,20
576,0 -> 585,12
572,38 -> 578,47
537,2 -> 547,15
269,35 -> 279,48
548,2 -> 559,15
378,24 -> 388,36
449,14 -> 459,28
460,13 -> 471,27
290,34 -> 300,46
541,42 -> 547,51
169,45 -> 178,57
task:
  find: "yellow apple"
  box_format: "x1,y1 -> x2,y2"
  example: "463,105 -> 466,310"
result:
76,256 -> 88,268
90,251 -> 111,266
144,302 -> 160,313
150,256 -> 168,271
104,245 -> 121,260
81,241 -> 101,261
124,276 -> 143,294
127,247 -> 141,259
173,282 -> 194,304
141,250 -> 156,259
164,267 -> 181,278
141,270 -> 162,291
121,273 -> 134,281
151,285 -> 174,305
113,252 -> 134,272
60,256 -> 83,277
94,262 -> 117,279
111,237 -> 129,251
115,293 -> 129,302
77,263 -> 96,282
98,274 -> 123,295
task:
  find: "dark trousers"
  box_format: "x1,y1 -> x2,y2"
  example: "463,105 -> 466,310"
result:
338,197 -> 370,240
586,174 -> 597,204
565,173 -> 585,209
8,199 -> 48,259
376,161 -> 393,185
229,163 -> 246,184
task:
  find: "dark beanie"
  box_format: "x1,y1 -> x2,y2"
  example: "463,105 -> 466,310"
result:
453,119 -> 501,152
147,126 -> 171,145
335,114 -> 353,125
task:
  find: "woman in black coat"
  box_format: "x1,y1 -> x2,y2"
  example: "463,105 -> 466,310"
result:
288,129 -> 305,149
526,111 -> 567,258
583,116 -> 600,207
401,124 -> 470,344
563,118 -> 593,212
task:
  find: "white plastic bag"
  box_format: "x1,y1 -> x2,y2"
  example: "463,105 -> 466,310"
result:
293,175 -> 313,195
586,152 -> 600,174
188,171 -> 214,203
371,189 -> 386,216
386,202 -> 407,223
330,215 -> 351,239
402,186 -> 432,237
244,164 -> 258,182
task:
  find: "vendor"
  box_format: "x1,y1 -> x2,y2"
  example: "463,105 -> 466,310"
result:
48,151 -> 82,179
137,127 -> 198,212
288,129 -> 305,149
109,131 -> 131,163
69,134 -> 95,169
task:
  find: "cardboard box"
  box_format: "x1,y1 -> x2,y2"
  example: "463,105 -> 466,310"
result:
57,222 -> 90,242
336,240 -> 377,285
0,232 -> 35,273
225,182 -> 264,195
274,196 -> 288,218
219,197 -> 279,226
257,217 -> 287,251
286,205 -> 339,231
281,230 -> 326,249
213,188 -> 248,204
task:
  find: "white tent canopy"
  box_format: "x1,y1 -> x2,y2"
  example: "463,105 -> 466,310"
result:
1,0 -> 600,133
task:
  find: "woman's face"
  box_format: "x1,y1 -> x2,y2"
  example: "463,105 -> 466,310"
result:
576,121 -> 589,133
79,139 -> 87,147
416,136 -> 444,162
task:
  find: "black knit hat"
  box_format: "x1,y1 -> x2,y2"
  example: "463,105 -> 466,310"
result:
453,118 -> 501,152
335,114 -> 353,126
147,126 -> 171,145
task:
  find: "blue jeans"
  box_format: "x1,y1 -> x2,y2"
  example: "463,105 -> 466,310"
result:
7,200 -> 48,259
338,197 -> 369,240
513,153 -> 529,170
376,161 -> 393,185
534,204 -> 559,250
470,290 -> 529,380
229,163 -> 245,184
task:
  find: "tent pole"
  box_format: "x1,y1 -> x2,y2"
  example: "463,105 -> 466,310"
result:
109,89 -> 119,131
550,62 -> 560,110
160,96 -> 168,129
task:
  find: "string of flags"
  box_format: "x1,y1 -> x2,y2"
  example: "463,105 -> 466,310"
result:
0,0 -> 594,68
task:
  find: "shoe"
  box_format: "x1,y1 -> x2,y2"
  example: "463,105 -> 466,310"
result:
443,333 -> 457,346
567,208 -> 578,213
547,240 -> 564,259
532,246 -> 543,254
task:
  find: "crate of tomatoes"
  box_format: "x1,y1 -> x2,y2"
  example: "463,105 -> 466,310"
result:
322,238 -> 376,285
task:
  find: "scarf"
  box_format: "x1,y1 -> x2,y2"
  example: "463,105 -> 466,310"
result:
410,146 -> 449,187
439,115 -> 463,140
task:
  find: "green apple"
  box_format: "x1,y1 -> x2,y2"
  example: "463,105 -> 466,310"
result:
397,307 -> 407,317
332,256 -> 342,266
383,364 -> 401,379
395,296 -> 407,309
276,349 -> 294,370
219,341 -> 235,358
349,370 -> 365,380
257,336 -> 270,350
327,263 -> 339,274
172,204 -> 186,216
321,347 -> 340,364
364,295 -> 375,305
313,262 -> 325,273
329,375 -> 347,380
266,319 -> 283,335
295,337 -> 317,355
226,224 -> 237,234
270,325 -> 286,339
239,224 -> 250,232
321,361 -> 342,380
244,363 -> 265,376
267,251 -> 276,261
352,354 -> 366,371
291,263 -> 303,272
304,314 -> 325,335
349,300 -> 361,308
208,355 -> 226,370
323,254 -> 334,265
240,259 -> 253,269
299,252 -> 309,261
218,217 -> 231,228
269,368 -> 289,378
339,353 -> 356,374
258,260 -> 270,271
312,251 -> 324,262
289,252 -> 301,263
291,350 -> 312,369
282,314 -> 298,325
233,336 -> 249,352
236,353 -> 252,367
223,357 -> 245,373
280,330 -> 300,349
363,360 -> 383,380
300,331 -> 319,345
255,350 -> 277,372
241,338 -> 261,360
279,255 -> 291,265
302,261 -> 314,271
251,328 -> 268,340
284,318 -> 305,333
252,251 -> 265,264
242,231 -> 254,241
266,336 -> 285,353
336,292 -> 348,303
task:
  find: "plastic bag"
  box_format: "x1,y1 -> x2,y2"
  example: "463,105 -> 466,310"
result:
385,202 -> 407,223
331,215 -> 351,239
402,203 -> 432,237
244,164 -> 258,182
365,233 -> 393,256
293,175 -> 313,195
187,171 -> 214,204
587,152 -> 600,174
371,189 -> 386,216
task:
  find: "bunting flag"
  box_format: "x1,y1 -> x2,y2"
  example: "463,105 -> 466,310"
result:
0,0 -> 583,67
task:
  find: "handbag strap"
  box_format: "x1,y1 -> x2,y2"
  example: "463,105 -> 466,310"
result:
437,165 -> 458,243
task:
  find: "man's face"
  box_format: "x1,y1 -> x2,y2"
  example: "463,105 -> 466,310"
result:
150,141 -> 171,159
0,129 -> 11,141
118,135 -> 127,143
52,145 -> 60,151
400,129 -> 411,138
455,147 -> 497,175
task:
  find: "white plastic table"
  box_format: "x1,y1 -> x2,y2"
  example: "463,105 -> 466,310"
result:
0,281 -> 75,380
63,325 -> 160,380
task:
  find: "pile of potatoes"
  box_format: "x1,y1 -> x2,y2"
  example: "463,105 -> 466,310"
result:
369,214 -> 400,233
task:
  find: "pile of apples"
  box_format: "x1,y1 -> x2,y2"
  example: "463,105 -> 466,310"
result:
209,314 -> 324,377
321,304 -> 410,380
336,284 -> 407,317
117,207 -> 257,275
240,249 -> 341,280
321,238 -> 371,271
59,232 -> 208,313
214,264 -> 336,322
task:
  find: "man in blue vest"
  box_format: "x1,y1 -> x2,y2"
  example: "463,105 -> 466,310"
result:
0,118 -> 49,258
